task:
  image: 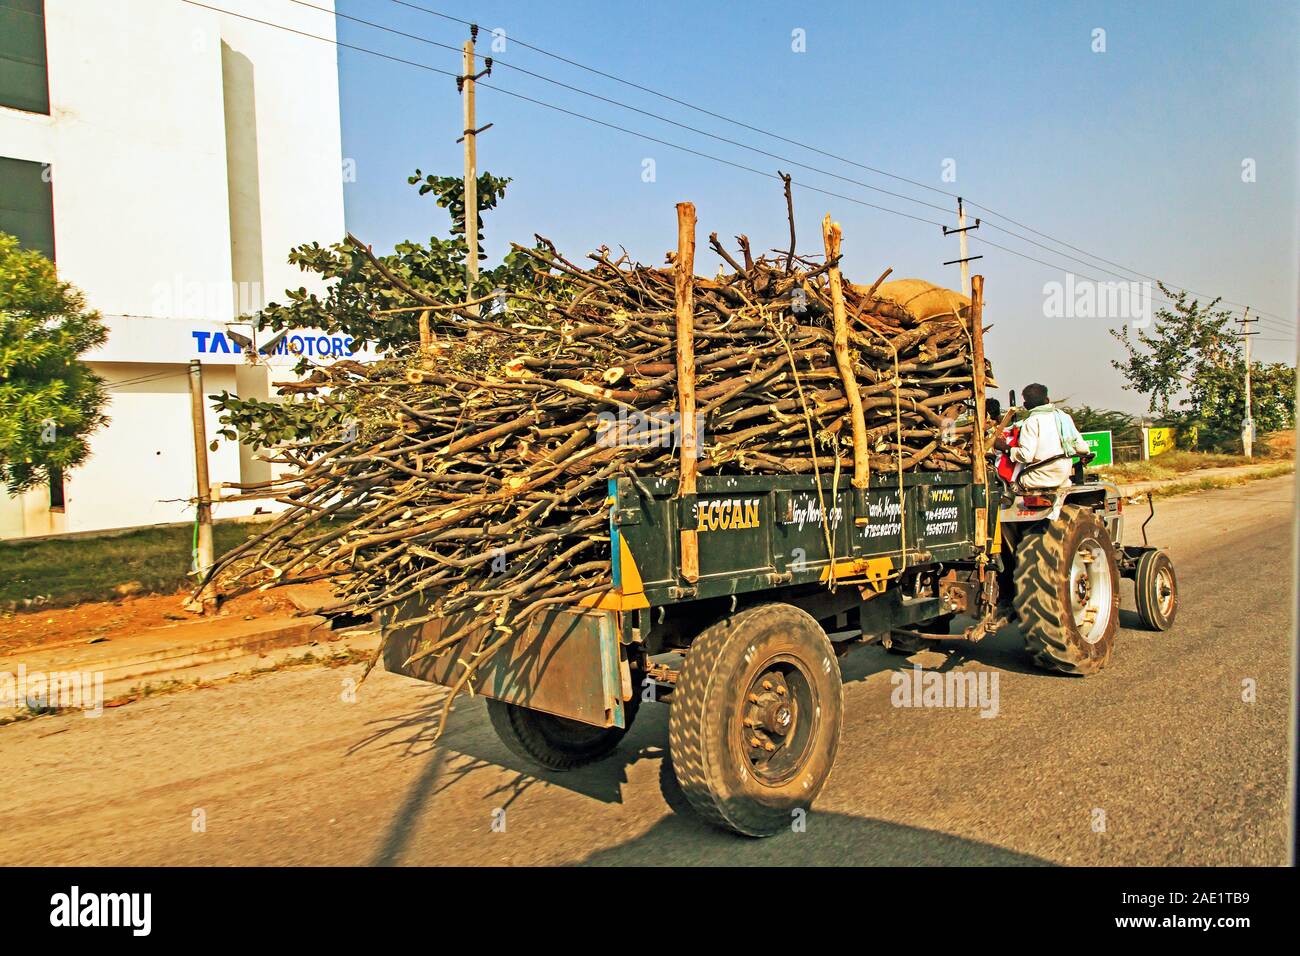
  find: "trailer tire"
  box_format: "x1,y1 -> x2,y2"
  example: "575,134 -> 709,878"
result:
487,691 -> 640,772
1014,504 -> 1120,676
1134,549 -> 1178,631
669,602 -> 842,837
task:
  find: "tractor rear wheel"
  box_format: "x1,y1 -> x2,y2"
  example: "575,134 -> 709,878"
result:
669,603 -> 843,837
1014,504 -> 1120,676
1134,549 -> 1178,631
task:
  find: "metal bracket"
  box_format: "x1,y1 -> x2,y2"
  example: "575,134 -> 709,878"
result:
456,122 -> 494,144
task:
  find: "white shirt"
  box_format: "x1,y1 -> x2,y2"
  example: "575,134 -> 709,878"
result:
1009,407 -> 1090,489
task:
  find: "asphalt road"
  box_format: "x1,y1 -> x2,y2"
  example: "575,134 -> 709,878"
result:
1,476 -> 1293,866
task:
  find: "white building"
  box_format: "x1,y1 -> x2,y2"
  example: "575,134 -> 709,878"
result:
0,0 -> 348,538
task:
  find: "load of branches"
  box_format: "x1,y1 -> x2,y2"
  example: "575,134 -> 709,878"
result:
206,212 -> 990,729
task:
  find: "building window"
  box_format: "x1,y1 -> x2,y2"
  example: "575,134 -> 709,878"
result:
0,156 -> 55,260
48,466 -> 64,511
0,0 -> 49,114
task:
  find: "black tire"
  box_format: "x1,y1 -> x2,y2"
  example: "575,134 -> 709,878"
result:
1014,504 -> 1120,676
668,602 -> 843,837
886,613 -> 953,654
487,690 -> 640,771
1134,550 -> 1178,631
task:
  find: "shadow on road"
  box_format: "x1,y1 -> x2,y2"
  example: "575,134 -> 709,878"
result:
581,753 -> 1054,865
358,624 -> 1124,865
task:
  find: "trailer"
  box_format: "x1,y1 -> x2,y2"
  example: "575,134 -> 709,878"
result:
382,271 -> 1179,837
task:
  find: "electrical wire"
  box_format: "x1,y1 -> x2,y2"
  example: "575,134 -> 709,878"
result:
179,0 -> 1294,340
384,0 -> 1295,330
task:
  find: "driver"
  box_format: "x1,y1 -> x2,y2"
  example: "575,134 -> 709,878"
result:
992,383 -> 1091,489
991,383 -> 1092,615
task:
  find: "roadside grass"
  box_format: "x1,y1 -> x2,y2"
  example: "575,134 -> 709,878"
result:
1096,436 -> 1294,484
1143,462 -> 1294,499
0,521 -> 265,610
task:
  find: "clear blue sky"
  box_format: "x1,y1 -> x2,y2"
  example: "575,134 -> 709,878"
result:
325,0 -> 1299,412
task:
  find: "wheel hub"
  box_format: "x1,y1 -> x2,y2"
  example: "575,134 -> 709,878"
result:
1069,537 -> 1113,645
1156,567 -> 1175,616
738,660 -> 816,784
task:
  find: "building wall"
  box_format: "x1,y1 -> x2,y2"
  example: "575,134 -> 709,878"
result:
0,0 -> 347,539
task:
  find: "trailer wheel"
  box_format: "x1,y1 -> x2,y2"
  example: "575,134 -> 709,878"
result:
1014,504 -> 1120,676
487,692 -> 640,772
669,603 -> 843,837
1134,550 -> 1178,631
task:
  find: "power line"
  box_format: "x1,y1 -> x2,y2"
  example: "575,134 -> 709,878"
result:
384,0 -> 1294,328
109,369 -> 189,389
183,0 -> 1294,338
290,0 -> 957,221
178,0 -> 946,228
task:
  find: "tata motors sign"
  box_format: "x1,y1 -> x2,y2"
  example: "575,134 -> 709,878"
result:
191,329 -> 362,363
85,316 -> 375,366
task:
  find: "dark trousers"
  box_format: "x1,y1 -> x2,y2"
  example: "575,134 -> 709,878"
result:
997,520 -> 1025,605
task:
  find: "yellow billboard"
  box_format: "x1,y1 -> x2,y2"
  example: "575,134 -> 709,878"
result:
1145,427 -> 1176,458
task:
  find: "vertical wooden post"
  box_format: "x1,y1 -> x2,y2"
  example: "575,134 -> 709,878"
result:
188,360 -> 215,612
823,215 -> 869,497
1240,307 -> 1254,458
675,202 -> 700,584
462,37 -> 479,312
969,275 -> 988,548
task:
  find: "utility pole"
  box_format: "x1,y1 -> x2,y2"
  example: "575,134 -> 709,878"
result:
942,197 -> 982,297
187,360 -> 215,613
456,26 -> 492,312
1237,307 -> 1259,457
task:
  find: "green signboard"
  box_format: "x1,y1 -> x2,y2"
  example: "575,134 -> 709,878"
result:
1081,430 -> 1113,467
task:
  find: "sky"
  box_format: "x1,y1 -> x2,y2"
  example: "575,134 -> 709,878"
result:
321,0 -> 1300,413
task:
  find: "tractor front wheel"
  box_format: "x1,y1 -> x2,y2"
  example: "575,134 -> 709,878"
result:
1134,549 -> 1178,631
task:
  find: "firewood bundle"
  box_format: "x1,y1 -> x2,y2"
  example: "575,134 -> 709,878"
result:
207,214 -> 992,724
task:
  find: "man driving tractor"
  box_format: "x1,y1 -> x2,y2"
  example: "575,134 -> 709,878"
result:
991,383 -> 1093,610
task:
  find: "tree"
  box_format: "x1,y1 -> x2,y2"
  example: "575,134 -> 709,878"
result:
1060,404 -> 1140,444
0,233 -> 109,493
1110,283 -> 1295,447
214,171 -> 537,449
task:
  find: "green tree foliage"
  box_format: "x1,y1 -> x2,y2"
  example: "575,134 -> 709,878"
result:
1110,282 -> 1295,447
1060,404 -> 1140,443
0,233 -> 109,493
213,171 -> 535,449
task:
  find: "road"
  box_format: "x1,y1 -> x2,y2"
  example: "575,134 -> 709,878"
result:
1,476 -> 1293,866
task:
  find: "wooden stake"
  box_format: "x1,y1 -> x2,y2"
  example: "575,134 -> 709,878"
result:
969,274 -> 988,548
823,215 -> 869,493
675,201 -> 700,584
188,360 -> 215,613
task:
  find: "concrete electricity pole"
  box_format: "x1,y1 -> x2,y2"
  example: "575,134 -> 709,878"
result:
1237,308 -> 1259,457
943,197 -> 981,298
457,26 -> 492,313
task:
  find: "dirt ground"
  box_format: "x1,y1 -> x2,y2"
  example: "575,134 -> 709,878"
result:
0,586 -> 311,655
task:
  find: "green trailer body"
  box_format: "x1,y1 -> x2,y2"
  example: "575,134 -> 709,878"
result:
383,467 -> 1000,728
608,470 -> 993,610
